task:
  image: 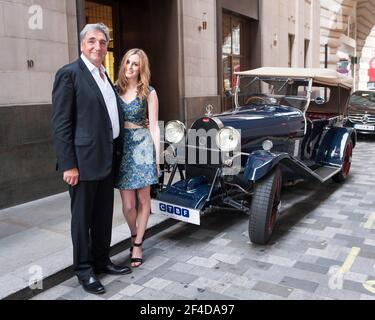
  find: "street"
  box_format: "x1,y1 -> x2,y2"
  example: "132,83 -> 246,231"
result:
33,136 -> 375,300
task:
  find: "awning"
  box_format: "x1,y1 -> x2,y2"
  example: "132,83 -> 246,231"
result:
235,67 -> 353,89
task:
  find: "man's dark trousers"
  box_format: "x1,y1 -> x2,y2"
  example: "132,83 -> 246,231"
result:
69,169 -> 115,280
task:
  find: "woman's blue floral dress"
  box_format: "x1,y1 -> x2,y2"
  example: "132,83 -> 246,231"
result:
115,86 -> 158,190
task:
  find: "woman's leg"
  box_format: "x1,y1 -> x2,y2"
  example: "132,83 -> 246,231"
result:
131,186 -> 151,267
119,189 -> 137,239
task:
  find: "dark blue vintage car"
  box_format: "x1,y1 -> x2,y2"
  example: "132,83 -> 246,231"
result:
152,67 -> 356,244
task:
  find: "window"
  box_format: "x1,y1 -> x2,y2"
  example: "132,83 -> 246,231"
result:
222,13 -> 243,96
221,11 -> 257,110
310,87 -> 330,102
288,34 -> 295,68
350,91 -> 375,106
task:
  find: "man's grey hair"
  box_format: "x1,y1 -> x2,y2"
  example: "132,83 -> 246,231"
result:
79,23 -> 110,43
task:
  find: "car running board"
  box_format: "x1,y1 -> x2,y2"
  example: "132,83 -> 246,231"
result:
313,166 -> 341,182
281,158 -> 340,184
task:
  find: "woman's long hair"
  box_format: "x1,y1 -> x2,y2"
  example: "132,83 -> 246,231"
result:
117,48 -> 151,101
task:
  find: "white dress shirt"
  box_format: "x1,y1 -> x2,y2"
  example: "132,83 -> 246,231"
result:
80,54 -> 120,139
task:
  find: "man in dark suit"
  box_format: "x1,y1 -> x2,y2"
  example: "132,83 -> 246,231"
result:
52,23 -> 131,295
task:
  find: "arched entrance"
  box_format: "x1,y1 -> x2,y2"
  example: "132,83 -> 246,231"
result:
321,0 -> 375,90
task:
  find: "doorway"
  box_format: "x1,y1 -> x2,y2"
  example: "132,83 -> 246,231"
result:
221,11 -> 259,111
81,0 -> 180,122
85,0 -> 118,82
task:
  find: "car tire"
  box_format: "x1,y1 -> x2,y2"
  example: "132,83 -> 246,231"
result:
249,167 -> 282,245
332,139 -> 353,183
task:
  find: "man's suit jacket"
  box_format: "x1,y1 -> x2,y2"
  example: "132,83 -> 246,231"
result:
52,58 -> 124,181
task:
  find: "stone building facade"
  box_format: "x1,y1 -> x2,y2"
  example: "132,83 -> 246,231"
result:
0,0 -> 372,208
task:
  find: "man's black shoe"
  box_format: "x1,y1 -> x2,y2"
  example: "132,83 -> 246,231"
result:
79,276 -> 106,295
95,262 -> 132,275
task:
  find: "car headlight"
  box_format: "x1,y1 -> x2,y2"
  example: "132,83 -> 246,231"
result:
216,127 -> 240,152
165,120 -> 186,144
262,140 -> 273,151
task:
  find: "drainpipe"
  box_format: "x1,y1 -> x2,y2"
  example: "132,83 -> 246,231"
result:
324,43 -> 328,69
325,43 -> 328,100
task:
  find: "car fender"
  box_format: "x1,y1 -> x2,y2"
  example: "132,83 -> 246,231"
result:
244,150 -> 290,182
316,127 -> 356,166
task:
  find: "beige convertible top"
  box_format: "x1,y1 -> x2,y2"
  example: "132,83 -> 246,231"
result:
235,67 -> 353,89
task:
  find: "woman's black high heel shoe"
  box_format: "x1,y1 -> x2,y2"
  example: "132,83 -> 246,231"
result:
130,241 -> 143,267
130,234 -> 137,257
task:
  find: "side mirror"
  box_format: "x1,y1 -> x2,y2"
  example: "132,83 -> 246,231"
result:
314,97 -> 326,105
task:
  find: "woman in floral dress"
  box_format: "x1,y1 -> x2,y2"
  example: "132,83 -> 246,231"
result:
116,49 -> 160,267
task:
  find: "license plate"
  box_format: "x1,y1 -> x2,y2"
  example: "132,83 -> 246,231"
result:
354,124 -> 375,131
151,199 -> 201,225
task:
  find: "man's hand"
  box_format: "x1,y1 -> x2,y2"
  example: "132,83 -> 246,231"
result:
63,168 -> 79,186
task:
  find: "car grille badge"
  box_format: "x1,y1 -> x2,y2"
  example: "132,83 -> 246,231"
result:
205,104 -> 213,117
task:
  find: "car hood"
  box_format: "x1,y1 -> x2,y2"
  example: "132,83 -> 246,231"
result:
214,105 -> 305,144
218,105 -> 302,125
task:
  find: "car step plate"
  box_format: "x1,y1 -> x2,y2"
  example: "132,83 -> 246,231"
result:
314,165 -> 340,181
151,199 -> 201,225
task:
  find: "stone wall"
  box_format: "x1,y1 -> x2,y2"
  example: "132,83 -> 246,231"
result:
260,0 -> 320,68
0,0 -> 78,208
181,0 -> 220,123
0,0 -> 78,106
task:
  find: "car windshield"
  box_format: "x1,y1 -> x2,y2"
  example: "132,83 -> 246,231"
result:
236,76 -> 311,110
349,91 -> 375,107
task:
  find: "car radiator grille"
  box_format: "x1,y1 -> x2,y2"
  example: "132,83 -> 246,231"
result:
185,117 -> 222,180
348,114 -> 375,124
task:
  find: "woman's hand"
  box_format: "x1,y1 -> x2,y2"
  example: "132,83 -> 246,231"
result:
157,164 -> 161,177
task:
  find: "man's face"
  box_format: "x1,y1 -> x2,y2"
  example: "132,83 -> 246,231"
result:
80,29 -> 108,67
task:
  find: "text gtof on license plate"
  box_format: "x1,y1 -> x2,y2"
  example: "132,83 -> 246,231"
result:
355,124 -> 375,131
151,199 -> 200,225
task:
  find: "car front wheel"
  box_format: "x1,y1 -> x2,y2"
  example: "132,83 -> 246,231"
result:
249,167 -> 282,245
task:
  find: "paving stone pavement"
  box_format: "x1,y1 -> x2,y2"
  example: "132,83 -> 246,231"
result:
32,136 -> 375,300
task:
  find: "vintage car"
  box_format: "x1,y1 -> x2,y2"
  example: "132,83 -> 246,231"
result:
152,67 -> 356,244
346,90 -> 375,134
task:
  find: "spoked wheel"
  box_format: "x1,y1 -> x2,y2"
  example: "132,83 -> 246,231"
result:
249,167 -> 282,245
333,139 -> 353,183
